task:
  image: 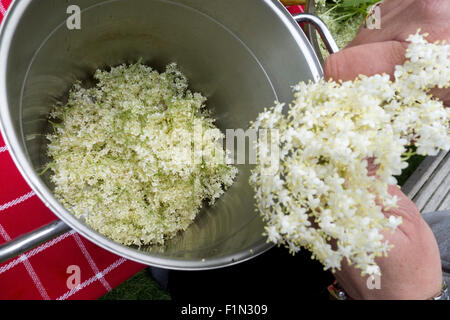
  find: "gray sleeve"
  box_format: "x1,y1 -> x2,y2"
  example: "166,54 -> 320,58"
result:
422,211 -> 450,286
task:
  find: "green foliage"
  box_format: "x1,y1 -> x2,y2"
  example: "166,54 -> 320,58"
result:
324,0 -> 380,23
100,270 -> 171,300
315,0 -> 380,57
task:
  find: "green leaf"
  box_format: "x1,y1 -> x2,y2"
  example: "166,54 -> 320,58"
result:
342,0 -> 377,8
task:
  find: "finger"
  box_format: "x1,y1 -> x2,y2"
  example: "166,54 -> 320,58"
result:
382,185 -> 421,220
347,0 -> 450,49
345,0 -> 415,48
376,0 -> 415,24
324,41 -> 408,81
378,0 -> 412,12
366,157 -> 380,177
326,39 -> 449,106
430,88 -> 450,108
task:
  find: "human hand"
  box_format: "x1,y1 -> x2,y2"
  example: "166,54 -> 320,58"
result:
324,0 -> 450,106
333,185 -> 443,300
323,1 -> 448,298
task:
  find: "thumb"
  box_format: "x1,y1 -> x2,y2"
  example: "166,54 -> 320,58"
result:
324,41 -> 408,81
324,40 -> 450,106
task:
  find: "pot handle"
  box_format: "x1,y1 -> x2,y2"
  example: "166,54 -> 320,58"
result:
293,13 -> 339,56
0,219 -> 71,263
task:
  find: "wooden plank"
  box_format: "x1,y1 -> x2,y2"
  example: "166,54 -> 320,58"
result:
402,151 -> 447,199
438,190 -> 450,211
413,151 -> 450,212
421,169 -> 450,212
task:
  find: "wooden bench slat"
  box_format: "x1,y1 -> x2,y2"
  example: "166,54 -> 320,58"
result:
413,151 -> 450,212
402,151 -> 447,199
438,189 -> 450,211
421,169 -> 450,212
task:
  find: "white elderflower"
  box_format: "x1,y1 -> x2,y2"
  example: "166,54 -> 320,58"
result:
250,32 -> 449,276
46,63 -> 236,246
266,225 -> 282,244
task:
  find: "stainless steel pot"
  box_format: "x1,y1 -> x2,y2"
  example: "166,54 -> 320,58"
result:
0,0 -> 336,269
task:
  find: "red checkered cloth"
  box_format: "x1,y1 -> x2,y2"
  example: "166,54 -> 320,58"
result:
0,1 -> 304,300
0,0 -> 145,300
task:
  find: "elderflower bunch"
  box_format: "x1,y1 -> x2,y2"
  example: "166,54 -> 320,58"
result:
46,63 -> 237,246
250,32 -> 450,276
